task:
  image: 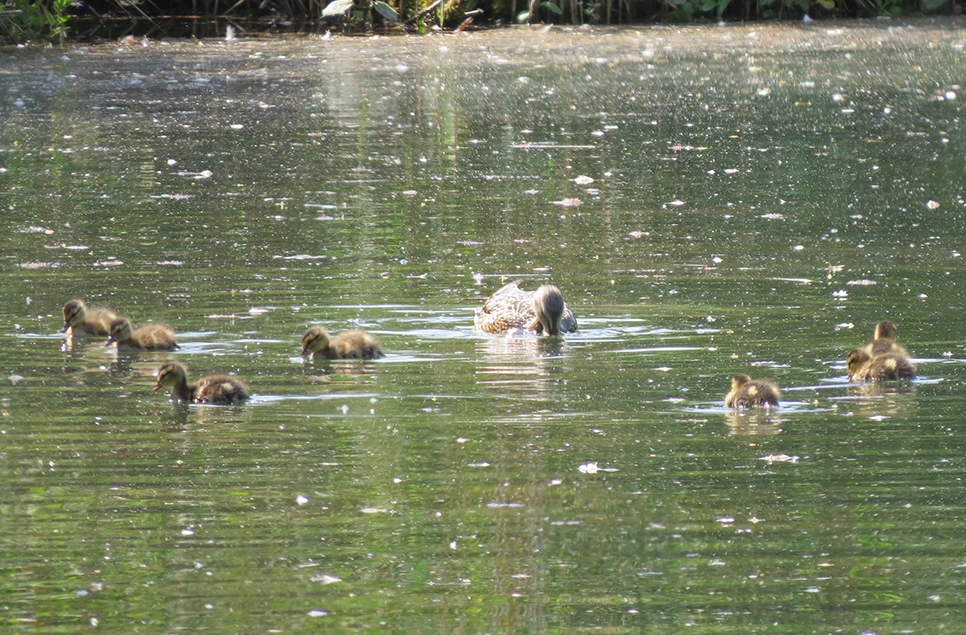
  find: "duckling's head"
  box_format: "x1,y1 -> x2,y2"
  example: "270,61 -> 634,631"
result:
846,348 -> 871,379
873,320 -> 898,340
730,374 -> 753,390
62,299 -> 87,332
153,362 -> 188,393
106,317 -> 133,346
532,285 -> 565,336
301,326 -> 331,356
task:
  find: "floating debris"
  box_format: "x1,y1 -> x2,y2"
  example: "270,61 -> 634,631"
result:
311,574 -> 341,585
19,262 -> 60,270
759,454 -> 800,464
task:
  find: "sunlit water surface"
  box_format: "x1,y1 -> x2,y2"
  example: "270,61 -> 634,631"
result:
3,20 -> 966,634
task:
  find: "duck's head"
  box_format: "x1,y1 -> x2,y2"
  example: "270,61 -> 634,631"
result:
301,326 -> 331,356
106,317 -> 133,346
846,348 -> 871,379
532,285 -> 565,336
153,362 -> 188,393
873,320 -> 898,340
62,299 -> 87,332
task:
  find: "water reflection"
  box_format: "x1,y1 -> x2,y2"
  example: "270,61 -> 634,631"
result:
839,383 -> 919,422
300,357 -> 381,382
474,335 -> 570,395
725,410 -> 785,436
4,23 -> 966,634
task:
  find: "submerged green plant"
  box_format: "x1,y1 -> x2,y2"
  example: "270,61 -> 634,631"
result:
0,0 -> 79,43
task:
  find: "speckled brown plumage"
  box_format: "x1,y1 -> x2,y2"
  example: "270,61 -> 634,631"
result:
861,320 -> 909,358
724,374 -> 781,408
106,317 -> 178,351
474,281 -> 577,336
301,326 -> 383,360
847,348 -> 916,381
153,362 -> 249,404
62,299 -> 117,336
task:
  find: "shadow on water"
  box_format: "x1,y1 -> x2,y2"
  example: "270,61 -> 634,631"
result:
73,16 -> 323,42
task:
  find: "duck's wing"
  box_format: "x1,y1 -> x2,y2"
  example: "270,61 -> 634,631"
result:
474,280 -> 536,333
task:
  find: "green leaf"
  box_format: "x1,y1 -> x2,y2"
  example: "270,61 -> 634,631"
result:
322,0 -> 354,17
701,0 -> 717,11
372,1 -> 399,21
540,1 -> 562,14
815,0 -> 834,8
921,0 -> 945,11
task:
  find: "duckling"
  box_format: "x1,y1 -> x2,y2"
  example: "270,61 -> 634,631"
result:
301,326 -> 383,360
153,362 -> 249,404
106,317 -> 178,351
724,374 -> 781,408
846,348 -> 916,381
62,299 -> 117,336
474,280 -> 578,336
862,320 -> 909,357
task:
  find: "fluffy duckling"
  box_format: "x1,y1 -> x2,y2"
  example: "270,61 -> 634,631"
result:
62,299 -> 117,336
862,320 -> 909,357
106,317 -> 178,351
846,348 -> 916,381
301,326 -> 384,360
724,374 -> 781,408
153,362 -> 249,404
474,280 -> 578,336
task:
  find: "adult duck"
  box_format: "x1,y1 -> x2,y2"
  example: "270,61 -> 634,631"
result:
474,281 -> 577,336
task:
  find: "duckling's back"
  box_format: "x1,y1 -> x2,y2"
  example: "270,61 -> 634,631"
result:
331,330 -> 383,359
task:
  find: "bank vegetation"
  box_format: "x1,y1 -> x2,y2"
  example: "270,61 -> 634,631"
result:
0,0 -> 956,43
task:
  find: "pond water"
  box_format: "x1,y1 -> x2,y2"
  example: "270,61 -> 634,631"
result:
3,19 -> 966,634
